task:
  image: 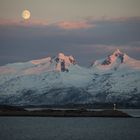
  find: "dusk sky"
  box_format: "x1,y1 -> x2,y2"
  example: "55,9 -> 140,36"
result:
0,0 -> 140,66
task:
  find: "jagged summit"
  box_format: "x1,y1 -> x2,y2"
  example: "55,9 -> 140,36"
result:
54,53 -> 76,72
113,48 -> 122,55
102,48 -> 125,65
92,49 -> 140,72
57,53 -> 75,64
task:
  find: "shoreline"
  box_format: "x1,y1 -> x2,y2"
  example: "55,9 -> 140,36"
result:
0,109 -> 131,118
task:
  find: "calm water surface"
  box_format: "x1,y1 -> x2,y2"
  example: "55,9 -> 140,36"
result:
0,117 -> 140,140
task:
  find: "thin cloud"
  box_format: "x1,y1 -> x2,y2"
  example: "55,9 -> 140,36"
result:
0,19 -> 95,30
84,16 -> 140,23
56,21 -> 95,30
0,19 -> 48,27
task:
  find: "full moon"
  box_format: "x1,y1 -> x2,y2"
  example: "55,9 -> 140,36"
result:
22,10 -> 31,20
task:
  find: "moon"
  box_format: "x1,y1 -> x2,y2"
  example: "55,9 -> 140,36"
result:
22,10 -> 31,20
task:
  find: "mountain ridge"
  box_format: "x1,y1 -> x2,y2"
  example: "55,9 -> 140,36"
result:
0,49 -> 140,106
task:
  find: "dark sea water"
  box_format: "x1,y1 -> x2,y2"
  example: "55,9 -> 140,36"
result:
0,117 -> 140,140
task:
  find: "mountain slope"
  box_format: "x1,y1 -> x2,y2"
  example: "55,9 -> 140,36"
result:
0,50 -> 140,106
0,53 -> 92,104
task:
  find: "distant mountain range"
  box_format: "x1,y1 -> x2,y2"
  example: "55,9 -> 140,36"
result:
0,49 -> 140,106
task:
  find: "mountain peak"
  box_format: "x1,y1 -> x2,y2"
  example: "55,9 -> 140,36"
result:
114,48 -> 121,53
99,49 -> 124,66
91,48 -> 140,73
58,52 -> 65,59
56,53 -> 75,64
54,53 -> 76,72
112,48 -> 123,56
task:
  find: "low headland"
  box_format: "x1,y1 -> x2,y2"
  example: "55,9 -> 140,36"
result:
0,105 -> 131,117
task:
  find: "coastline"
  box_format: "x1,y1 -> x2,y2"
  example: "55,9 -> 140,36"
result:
0,107 -> 131,117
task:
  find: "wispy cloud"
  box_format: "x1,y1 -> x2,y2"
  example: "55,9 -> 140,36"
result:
84,16 -> 140,23
0,19 -> 48,27
0,19 -> 95,30
56,21 -> 95,30
1,16 -> 139,29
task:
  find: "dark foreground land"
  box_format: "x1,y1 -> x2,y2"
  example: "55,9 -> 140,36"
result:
0,105 -> 131,117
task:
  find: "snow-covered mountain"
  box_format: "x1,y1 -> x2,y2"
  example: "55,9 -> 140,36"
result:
92,49 -> 140,73
0,50 -> 140,106
89,49 -> 140,105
